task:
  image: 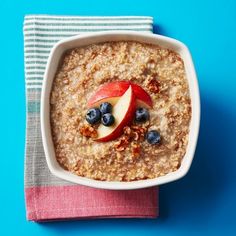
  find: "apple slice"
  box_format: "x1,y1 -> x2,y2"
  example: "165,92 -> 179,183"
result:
88,96 -> 150,109
95,86 -> 136,142
132,83 -> 153,108
87,81 -> 153,108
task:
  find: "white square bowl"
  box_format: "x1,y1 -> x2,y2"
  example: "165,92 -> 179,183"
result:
41,31 -> 200,190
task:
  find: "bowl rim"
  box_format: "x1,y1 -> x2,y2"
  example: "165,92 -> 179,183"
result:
41,31 -> 200,190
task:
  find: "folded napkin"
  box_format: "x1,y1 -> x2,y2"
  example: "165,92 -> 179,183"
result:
24,15 -> 158,221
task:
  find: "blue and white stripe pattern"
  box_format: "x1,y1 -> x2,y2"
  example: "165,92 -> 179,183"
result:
24,15 -> 153,89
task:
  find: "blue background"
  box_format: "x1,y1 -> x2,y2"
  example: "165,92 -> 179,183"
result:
1,0 -> 236,235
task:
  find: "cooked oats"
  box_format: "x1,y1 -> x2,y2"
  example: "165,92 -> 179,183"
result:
50,41 -> 191,181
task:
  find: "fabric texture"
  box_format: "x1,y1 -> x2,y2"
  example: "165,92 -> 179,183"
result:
23,15 -> 158,221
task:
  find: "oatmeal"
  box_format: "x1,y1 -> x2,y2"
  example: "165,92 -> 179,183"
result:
50,41 -> 191,181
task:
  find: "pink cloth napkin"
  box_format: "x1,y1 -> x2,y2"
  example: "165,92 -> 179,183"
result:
26,186 -> 158,220
24,15 -> 158,221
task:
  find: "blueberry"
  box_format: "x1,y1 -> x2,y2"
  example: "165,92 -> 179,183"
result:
101,113 -> 115,126
135,108 -> 150,123
100,102 -> 112,114
146,130 -> 161,145
86,108 -> 101,125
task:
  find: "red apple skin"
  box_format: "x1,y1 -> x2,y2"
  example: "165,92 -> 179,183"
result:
95,86 -> 136,142
90,97 -> 150,109
87,81 -> 153,108
87,81 -> 128,107
132,83 -> 153,108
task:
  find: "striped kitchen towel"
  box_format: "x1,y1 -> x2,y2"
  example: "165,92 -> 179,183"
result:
24,15 -> 158,221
